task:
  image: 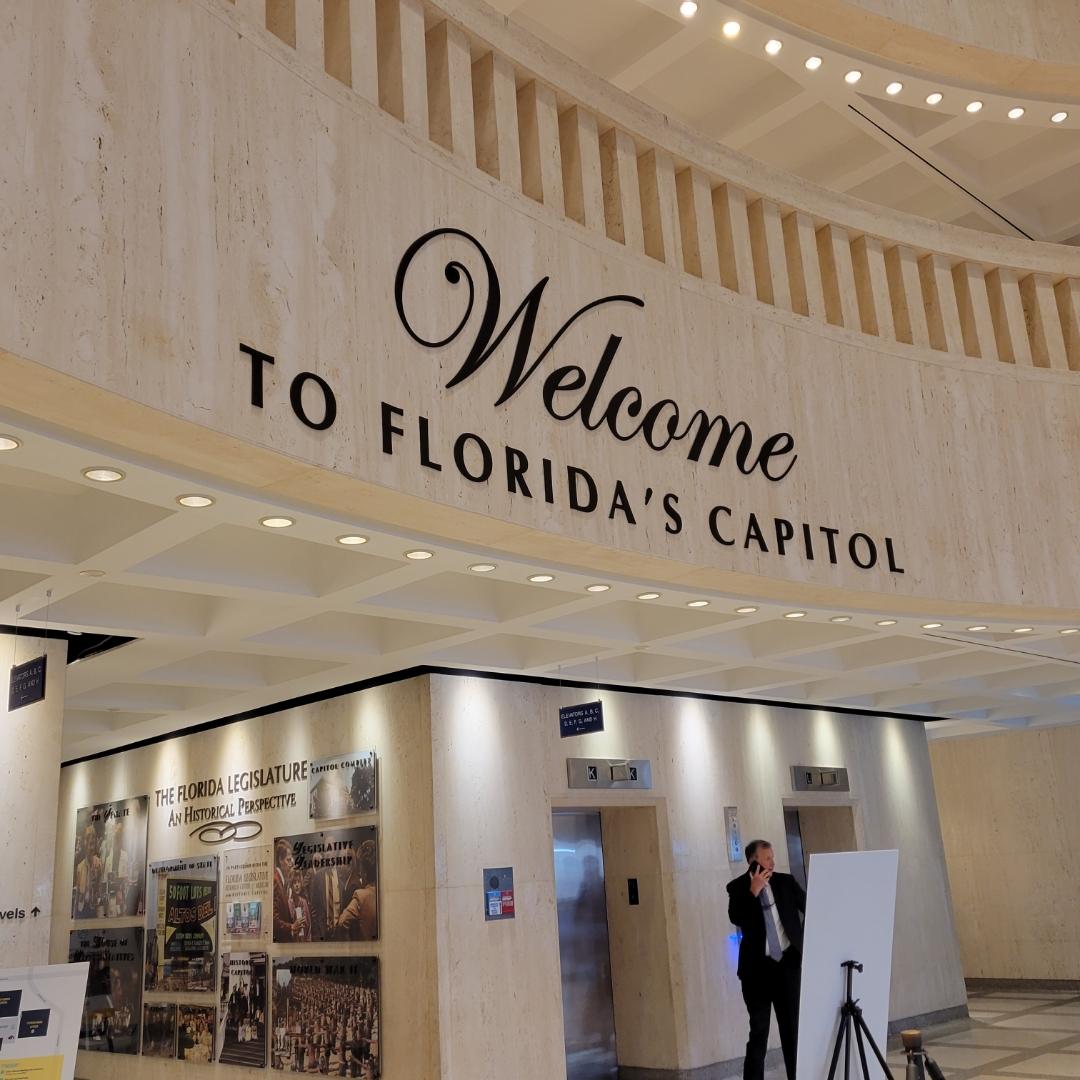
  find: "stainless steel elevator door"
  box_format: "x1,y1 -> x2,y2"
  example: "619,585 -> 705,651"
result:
553,811 -> 618,1080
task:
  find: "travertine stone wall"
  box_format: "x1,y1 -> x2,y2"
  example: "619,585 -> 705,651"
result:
930,727 -> 1080,980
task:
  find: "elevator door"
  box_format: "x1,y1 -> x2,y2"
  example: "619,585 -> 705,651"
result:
553,811 -> 618,1080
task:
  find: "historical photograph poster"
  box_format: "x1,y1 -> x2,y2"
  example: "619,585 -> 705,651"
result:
272,828 -> 378,943
145,856 -> 218,992
216,953 -> 267,1068
176,1004 -> 215,1064
68,926 -> 145,1054
141,1003 -> 176,1058
222,846 -> 270,942
71,797 -> 149,919
270,957 -> 380,1077
308,752 -> 377,819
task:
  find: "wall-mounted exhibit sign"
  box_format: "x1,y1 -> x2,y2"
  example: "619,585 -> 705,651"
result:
155,761 -> 308,831
308,752 -> 377,819
71,797 -> 148,919
566,758 -> 653,790
559,701 -> 604,738
272,828 -> 378,943
140,1003 -> 176,1059
67,926 -> 144,1055
222,847 -> 270,942
175,1004 -> 215,1064
7,656 -> 46,712
0,962 -> 88,1080
270,957 -> 380,1076
483,868 -> 515,921
216,953 -> 267,1068
145,857 -> 218,993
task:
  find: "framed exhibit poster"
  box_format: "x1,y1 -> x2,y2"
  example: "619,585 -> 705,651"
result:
176,1005 -> 215,1064
222,846 -> 270,943
141,1003 -> 176,1058
271,957 -> 379,1077
68,926 -> 144,1054
272,828 -> 378,943
0,962 -> 89,1080
216,953 -> 267,1068
71,797 -> 148,919
145,856 -> 218,992
308,752 -> 377,819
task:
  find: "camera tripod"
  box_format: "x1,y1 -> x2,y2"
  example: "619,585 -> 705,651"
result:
826,961 -> 894,1080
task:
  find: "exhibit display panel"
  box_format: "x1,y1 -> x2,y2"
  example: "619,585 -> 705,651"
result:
54,671 -> 965,1080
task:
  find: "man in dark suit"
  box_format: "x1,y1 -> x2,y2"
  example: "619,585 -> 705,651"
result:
728,839 -> 806,1080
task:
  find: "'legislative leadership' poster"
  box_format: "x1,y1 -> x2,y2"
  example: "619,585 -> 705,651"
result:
308,752 -> 377,819
145,856 -> 218,992
71,797 -> 148,919
67,927 -> 144,1054
216,953 -> 267,1068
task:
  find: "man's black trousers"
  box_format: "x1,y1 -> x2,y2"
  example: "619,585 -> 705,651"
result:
740,947 -> 801,1080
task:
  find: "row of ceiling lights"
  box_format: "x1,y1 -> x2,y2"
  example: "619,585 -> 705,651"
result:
676,3 -> 1069,124
6,435 -> 1079,635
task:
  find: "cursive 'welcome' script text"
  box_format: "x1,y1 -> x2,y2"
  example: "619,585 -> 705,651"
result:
394,228 -> 797,482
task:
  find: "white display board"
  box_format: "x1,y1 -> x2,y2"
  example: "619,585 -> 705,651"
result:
796,850 -> 899,1080
0,962 -> 89,1080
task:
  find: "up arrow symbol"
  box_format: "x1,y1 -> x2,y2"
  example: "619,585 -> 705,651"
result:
30,907 -> 40,917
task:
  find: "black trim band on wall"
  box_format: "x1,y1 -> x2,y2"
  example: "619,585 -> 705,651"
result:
61,664 -> 940,768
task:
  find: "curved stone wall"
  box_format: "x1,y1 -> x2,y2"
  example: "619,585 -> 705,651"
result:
1,0 -> 1078,618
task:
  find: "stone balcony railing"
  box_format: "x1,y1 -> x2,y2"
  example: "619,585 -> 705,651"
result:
220,0 -> 1080,372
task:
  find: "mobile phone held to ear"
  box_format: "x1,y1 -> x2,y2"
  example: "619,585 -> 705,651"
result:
748,861 -> 761,875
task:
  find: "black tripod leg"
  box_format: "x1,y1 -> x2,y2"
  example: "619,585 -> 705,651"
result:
853,1010 -> 894,1080
852,1012 -> 875,1080
845,1009 -> 852,1080
827,1009 -> 850,1080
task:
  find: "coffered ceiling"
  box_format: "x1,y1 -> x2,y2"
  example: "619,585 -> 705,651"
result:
1,425 -> 1077,761
494,0 -> 1080,244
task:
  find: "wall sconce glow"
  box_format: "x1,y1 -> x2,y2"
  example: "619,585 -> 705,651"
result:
925,92 -> 943,105
260,516 -> 294,529
876,619 -> 897,627
83,466 -> 125,483
687,600 -> 710,608
1052,111 -> 1069,123
176,494 -> 215,508
966,625 -> 989,632
844,70 -> 862,85
0,435 -> 21,451
805,56 -> 823,71
1012,627 -> 1034,634
722,20 -> 741,39
764,39 -> 783,56
1060,628 -> 1080,635
784,611 -> 806,619
469,563 -> 497,573
885,81 -> 903,95
1008,107 -> 1025,119
735,606 -> 758,614
336,534 -> 368,545
966,100 -> 983,113
586,584 -> 611,593
637,592 -> 661,601
921,622 -> 943,630
830,615 -> 852,623
405,549 -> 434,560
528,573 -> 554,583
678,0 -> 698,17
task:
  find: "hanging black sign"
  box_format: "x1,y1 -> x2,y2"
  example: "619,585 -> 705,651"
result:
559,700 -> 604,738
8,655 -> 46,711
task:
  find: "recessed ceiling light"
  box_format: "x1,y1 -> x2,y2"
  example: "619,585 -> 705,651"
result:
764,39 -> 783,56
784,611 -> 807,619
176,494 -> 215,508
925,92 -> 943,105
528,573 -> 554,583
1012,626 -> 1034,634
637,592 -> 661,601
82,466 -> 125,483
1008,107 -> 1025,119
678,0 -> 697,17
735,606 -> 758,614
0,435 -> 21,451
79,569 -> 106,578
885,81 -> 903,95
469,563 -> 497,573
966,625 -> 989,632
722,20 -> 741,38
260,516 -> 294,529
844,70 -> 862,85
921,622 -> 943,630
1060,628 -> 1079,635
1052,111 -> 1069,123
966,100 -> 983,113
586,584 -> 611,593
876,619 -> 897,627
336,534 -> 368,546
405,549 -> 434,560
805,56 -> 822,71
830,615 -> 852,623
687,600 -> 709,608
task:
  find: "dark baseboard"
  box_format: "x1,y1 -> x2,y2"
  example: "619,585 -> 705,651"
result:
968,978 -> 1080,993
619,1047 -> 785,1080
887,1004 -> 970,1037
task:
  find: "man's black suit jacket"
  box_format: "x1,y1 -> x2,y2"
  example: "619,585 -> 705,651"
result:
727,870 -> 806,980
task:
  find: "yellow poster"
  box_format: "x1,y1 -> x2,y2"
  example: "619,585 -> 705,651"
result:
0,1054 -> 63,1080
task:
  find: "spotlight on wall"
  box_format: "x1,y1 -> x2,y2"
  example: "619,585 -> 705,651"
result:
765,39 -> 783,56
